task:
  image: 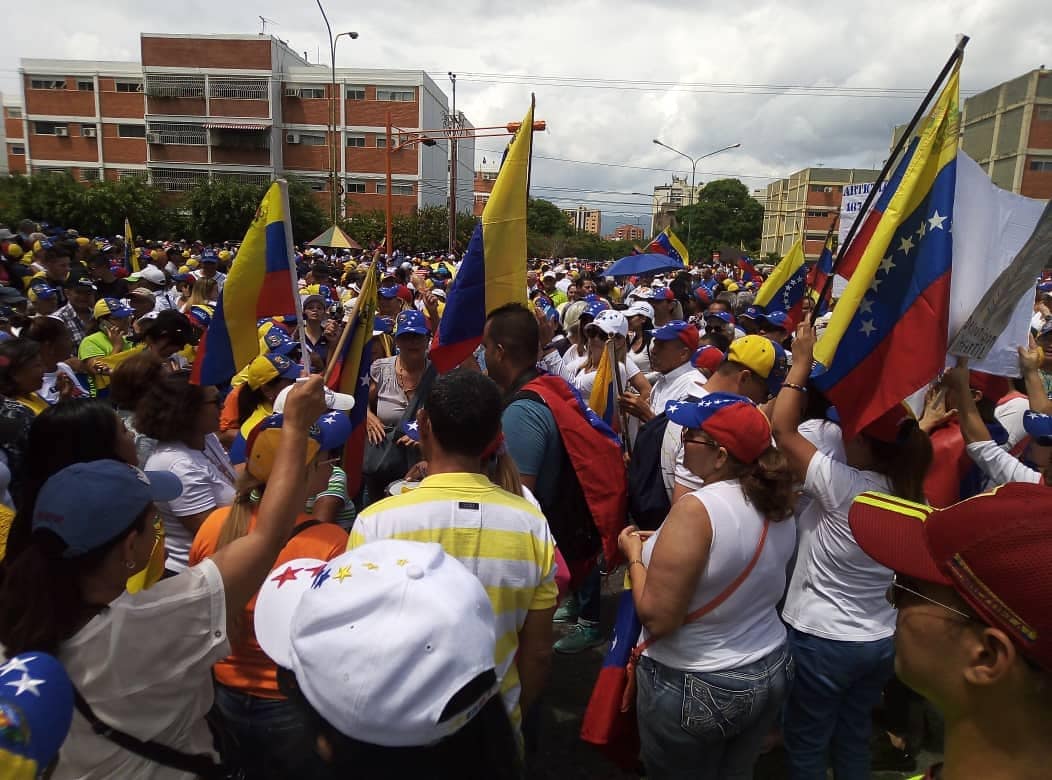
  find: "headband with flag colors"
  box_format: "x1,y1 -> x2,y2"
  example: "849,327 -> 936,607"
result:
192,181 -> 299,385
430,98 -> 535,372
123,217 -> 138,275
811,60 -> 960,439
753,236 -> 807,329
644,227 -> 689,266
324,258 -> 379,498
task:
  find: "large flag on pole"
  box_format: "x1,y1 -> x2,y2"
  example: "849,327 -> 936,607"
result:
753,237 -> 807,327
326,261 -> 379,497
812,62 -> 960,439
193,181 -> 299,385
737,255 -> 763,285
430,98 -> 534,372
644,227 -> 689,266
806,239 -> 835,316
124,218 -> 139,274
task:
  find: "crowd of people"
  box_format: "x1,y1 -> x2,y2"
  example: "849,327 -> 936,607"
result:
0,219 -> 1051,780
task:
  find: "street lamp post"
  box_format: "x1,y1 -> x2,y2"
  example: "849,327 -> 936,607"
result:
317,0 -> 357,227
651,139 -> 741,246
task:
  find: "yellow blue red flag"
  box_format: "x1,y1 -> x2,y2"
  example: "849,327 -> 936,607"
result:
124,218 -> 139,274
812,62 -> 960,438
588,340 -> 619,430
431,98 -> 534,372
644,227 -> 689,266
193,181 -> 298,385
754,237 -> 807,326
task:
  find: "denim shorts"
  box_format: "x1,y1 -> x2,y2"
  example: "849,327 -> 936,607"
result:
636,645 -> 793,780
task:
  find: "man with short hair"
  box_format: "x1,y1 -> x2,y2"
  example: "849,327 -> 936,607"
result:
349,369 -> 556,732
541,270 -> 566,307
51,275 -> 96,348
87,254 -> 129,300
647,286 -> 677,326
850,483 -> 1052,780
196,250 -> 227,291
619,320 -> 705,423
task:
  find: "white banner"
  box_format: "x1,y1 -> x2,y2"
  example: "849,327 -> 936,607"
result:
838,181 -> 888,246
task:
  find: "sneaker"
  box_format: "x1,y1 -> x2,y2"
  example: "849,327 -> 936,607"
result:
552,596 -> 579,624
553,623 -> 605,654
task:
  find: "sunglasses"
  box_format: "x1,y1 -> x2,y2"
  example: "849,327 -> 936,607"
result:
886,574 -> 974,621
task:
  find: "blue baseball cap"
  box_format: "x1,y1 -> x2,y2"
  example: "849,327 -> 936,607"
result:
0,652 -> 74,767
379,285 -> 401,299
582,299 -> 609,321
1023,411 -> 1052,446
373,316 -> 393,336
200,250 -> 219,264
740,305 -> 765,321
1037,281 -> 1052,294
705,310 -> 735,325
761,310 -> 791,329
32,461 -> 182,558
395,309 -> 430,337
245,410 -> 354,480
648,286 -> 676,302
262,328 -> 298,356
665,392 -> 771,463
652,320 -> 700,351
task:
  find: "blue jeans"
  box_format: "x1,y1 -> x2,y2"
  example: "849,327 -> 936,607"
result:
576,563 -> 602,625
212,684 -> 335,780
636,645 -> 792,780
782,627 -> 895,780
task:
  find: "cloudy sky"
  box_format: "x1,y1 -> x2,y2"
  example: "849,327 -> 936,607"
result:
2,0 -> 1049,232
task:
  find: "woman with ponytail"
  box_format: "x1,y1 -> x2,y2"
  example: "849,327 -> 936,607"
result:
772,322 -> 934,780
618,392 -> 796,780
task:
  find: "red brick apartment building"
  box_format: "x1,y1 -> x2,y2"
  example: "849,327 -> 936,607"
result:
4,33 -> 473,216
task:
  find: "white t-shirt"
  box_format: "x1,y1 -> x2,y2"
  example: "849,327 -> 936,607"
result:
641,480 -> 796,671
145,435 -> 236,572
648,362 -> 707,415
627,341 -> 653,378
572,358 -> 639,399
38,362 -> 89,404
781,451 -> 896,641
54,560 -> 229,779
966,439 -> 1041,486
994,395 -> 1029,449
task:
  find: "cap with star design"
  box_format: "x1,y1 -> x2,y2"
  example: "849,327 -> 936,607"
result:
0,652 -> 74,769
243,409 -> 354,481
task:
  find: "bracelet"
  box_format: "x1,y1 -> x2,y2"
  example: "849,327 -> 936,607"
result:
629,559 -> 645,570
782,381 -> 808,393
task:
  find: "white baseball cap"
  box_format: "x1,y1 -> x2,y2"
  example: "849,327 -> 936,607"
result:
273,380 -> 355,412
623,301 -> 655,321
592,309 -> 628,338
139,266 -> 167,285
254,540 -> 499,747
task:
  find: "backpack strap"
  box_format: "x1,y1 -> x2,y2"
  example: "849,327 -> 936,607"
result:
73,688 -> 228,779
620,518 -> 771,712
287,518 -> 326,542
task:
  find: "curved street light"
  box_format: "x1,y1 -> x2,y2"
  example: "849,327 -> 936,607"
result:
652,139 -> 741,244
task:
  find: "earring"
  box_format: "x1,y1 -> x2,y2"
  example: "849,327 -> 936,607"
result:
124,560 -> 136,570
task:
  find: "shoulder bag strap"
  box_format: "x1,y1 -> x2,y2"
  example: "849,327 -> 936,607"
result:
621,518 -> 771,712
73,688 -> 227,779
287,518 -> 325,542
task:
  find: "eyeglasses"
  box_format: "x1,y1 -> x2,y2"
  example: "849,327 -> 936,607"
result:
682,434 -> 721,450
886,574 -> 974,620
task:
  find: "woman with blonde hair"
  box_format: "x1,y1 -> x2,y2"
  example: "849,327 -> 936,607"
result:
186,277 -> 219,310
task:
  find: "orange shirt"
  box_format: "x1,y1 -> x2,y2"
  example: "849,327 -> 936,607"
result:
189,506 -> 348,698
219,384 -> 242,434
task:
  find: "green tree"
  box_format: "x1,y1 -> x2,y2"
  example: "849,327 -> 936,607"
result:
184,179 -> 266,244
673,178 -> 763,261
527,198 -> 570,236
286,178 -> 329,245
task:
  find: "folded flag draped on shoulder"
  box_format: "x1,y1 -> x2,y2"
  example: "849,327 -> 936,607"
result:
431,98 -> 535,372
753,237 -> 807,327
326,260 -> 380,498
812,62 -> 960,439
737,255 -> 763,285
806,239 -> 835,316
588,340 -> 619,431
644,227 -> 689,266
124,218 -> 139,275
192,181 -> 299,386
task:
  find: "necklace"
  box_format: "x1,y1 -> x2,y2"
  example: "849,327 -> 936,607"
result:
395,357 -> 422,397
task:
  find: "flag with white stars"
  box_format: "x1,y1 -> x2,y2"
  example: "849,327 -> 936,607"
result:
754,236 -> 807,328
812,61 -> 960,439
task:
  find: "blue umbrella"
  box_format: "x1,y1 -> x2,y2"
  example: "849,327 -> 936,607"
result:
605,253 -> 686,278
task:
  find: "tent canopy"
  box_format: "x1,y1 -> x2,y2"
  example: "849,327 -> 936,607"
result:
307,225 -> 361,250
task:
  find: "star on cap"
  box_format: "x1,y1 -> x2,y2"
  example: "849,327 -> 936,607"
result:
0,656 -> 36,677
321,413 -> 339,425
406,421 -> 419,432
5,672 -> 45,697
271,566 -> 302,588
333,566 -> 352,582
667,403 -> 680,413
311,566 -> 331,589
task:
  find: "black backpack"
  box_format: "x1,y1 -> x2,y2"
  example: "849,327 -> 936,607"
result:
628,395 -> 702,531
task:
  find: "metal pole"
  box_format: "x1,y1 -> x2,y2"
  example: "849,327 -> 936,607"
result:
316,0 -> 337,227
687,157 -> 699,245
448,72 -> 457,255
385,110 -> 393,255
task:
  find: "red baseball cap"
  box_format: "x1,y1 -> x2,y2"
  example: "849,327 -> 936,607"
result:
692,344 -> 724,375
849,483 -> 1052,672
666,392 -> 771,463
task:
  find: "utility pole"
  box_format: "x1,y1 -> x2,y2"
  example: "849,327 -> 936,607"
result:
445,72 -> 461,256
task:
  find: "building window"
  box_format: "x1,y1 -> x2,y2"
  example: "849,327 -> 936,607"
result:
346,180 -> 367,193
118,124 -> 146,138
34,167 -> 69,176
806,209 -> 831,218
375,136 -> 387,148
34,122 -> 68,135
209,78 -> 269,100
308,180 -> 327,192
290,86 -> 325,99
79,168 -> 100,182
1038,107 -> 1052,121
1030,160 -> 1052,172
346,87 -> 366,100
375,88 -> 415,102
116,169 -> 147,181
392,183 -> 414,196
809,184 -> 837,193
298,132 -> 326,146
145,74 -> 205,98
7,107 -> 22,119
11,144 -> 24,156
115,80 -> 144,93
150,167 -> 208,192
146,122 -> 207,145
77,80 -> 94,91
375,182 -> 386,194
346,135 -> 366,148
30,78 -> 65,90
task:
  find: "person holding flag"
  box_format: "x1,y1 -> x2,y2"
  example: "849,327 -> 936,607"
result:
644,228 -> 690,267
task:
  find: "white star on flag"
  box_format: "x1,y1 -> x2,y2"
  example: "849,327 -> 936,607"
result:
5,672 -> 45,697
870,277 -> 884,292
928,210 -> 948,231
859,320 -> 877,336
406,421 -> 419,431
916,220 -> 927,239
898,235 -> 915,254
359,376 -> 370,388
0,656 -> 35,677
880,256 -> 896,274
859,298 -> 874,314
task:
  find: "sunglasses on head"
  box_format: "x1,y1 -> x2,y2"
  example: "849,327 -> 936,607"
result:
886,574 -> 974,621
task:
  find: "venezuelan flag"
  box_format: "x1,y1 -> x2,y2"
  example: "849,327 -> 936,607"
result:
754,237 -> 807,327
806,239 -> 835,316
588,340 -> 618,431
124,217 -> 139,274
193,181 -> 298,385
326,259 -> 379,497
431,99 -> 534,372
812,63 -> 960,439
737,255 -> 763,285
644,227 -> 689,266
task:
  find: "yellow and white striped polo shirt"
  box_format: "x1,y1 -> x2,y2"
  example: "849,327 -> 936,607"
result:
349,472 -> 557,729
